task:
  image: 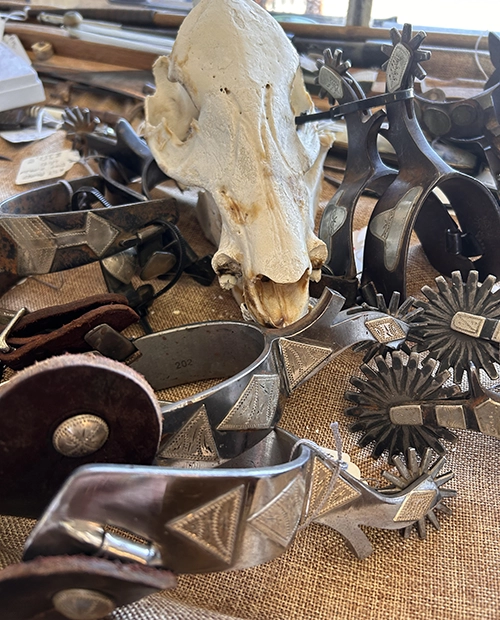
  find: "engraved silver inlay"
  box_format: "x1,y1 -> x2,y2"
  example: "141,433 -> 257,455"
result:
320,196 -> 347,239
158,405 -> 219,461
435,404 -> 467,430
318,64 -> 344,99
166,485 -> 245,564
306,457 -> 360,520
279,338 -> 333,391
85,212 -> 119,256
492,321 -> 500,343
52,414 -> 109,458
389,404 -> 424,425
365,316 -> 406,343
473,399 -> 500,438
1,213 -> 119,276
393,489 -> 437,522
306,456 -> 333,520
450,312 -> 486,338
1,217 -> 58,275
369,186 -> 423,272
217,374 -> 280,430
248,475 -> 305,548
52,588 -> 116,620
386,43 -> 411,92
316,477 -> 361,518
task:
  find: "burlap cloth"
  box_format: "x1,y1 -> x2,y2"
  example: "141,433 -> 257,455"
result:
0,106 -> 499,620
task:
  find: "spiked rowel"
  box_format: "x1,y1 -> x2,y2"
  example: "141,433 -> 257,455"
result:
380,447 -> 456,539
349,288 -> 423,363
410,270 -> 500,382
316,48 -> 354,104
345,351 -> 459,460
62,107 -> 99,140
346,349 -> 500,457
381,22 -> 431,84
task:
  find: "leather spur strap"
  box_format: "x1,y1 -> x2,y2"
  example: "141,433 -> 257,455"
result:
0,555 -> 176,620
0,353 -> 162,518
0,294 -> 139,370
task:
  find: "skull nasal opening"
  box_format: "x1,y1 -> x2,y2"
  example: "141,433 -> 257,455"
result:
213,253 -> 242,278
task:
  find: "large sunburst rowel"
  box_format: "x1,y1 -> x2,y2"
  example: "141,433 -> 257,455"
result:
345,351 -> 459,460
410,270 -> 500,382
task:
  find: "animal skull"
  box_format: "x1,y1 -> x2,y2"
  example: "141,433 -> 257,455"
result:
145,0 -> 334,327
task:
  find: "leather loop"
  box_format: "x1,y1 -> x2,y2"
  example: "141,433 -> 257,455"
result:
0,294 -> 139,370
0,555 -> 176,620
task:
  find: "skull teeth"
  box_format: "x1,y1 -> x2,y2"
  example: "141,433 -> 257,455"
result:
219,274 -> 239,290
310,269 -> 322,282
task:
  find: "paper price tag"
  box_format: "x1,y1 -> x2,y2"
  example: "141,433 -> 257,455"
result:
15,150 -> 80,185
321,448 -> 361,479
1,127 -> 57,144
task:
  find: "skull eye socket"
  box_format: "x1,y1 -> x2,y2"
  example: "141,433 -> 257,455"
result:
146,59 -> 199,144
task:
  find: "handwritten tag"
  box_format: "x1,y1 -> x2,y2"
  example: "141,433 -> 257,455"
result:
1,127 -> 57,144
15,150 -> 80,185
321,448 -> 361,479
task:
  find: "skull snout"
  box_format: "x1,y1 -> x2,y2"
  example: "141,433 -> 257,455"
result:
308,235 -> 328,282
213,252 -> 243,290
244,269 -> 311,328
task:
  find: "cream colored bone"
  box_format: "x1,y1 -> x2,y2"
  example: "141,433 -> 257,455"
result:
145,0 -> 334,327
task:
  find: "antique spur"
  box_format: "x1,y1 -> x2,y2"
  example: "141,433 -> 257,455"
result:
0,425 -> 455,618
0,287 -> 410,516
346,270 -> 500,458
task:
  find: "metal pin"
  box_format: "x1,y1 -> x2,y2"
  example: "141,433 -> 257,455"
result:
0,307 -> 26,353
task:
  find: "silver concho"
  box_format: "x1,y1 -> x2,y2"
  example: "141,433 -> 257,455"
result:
52,414 -> 109,458
52,588 -> 116,620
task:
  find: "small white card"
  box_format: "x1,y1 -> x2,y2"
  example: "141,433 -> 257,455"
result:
15,150 -> 80,185
2,34 -> 31,64
1,127 -> 57,144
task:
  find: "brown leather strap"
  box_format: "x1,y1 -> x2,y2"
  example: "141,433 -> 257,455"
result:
9,294 -> 130,336
0,555 -> 177,619
0,294 -> 139,370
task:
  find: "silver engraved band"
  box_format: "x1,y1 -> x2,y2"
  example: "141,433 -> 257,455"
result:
123,289 -> 409,462
24,428 -> 449,571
